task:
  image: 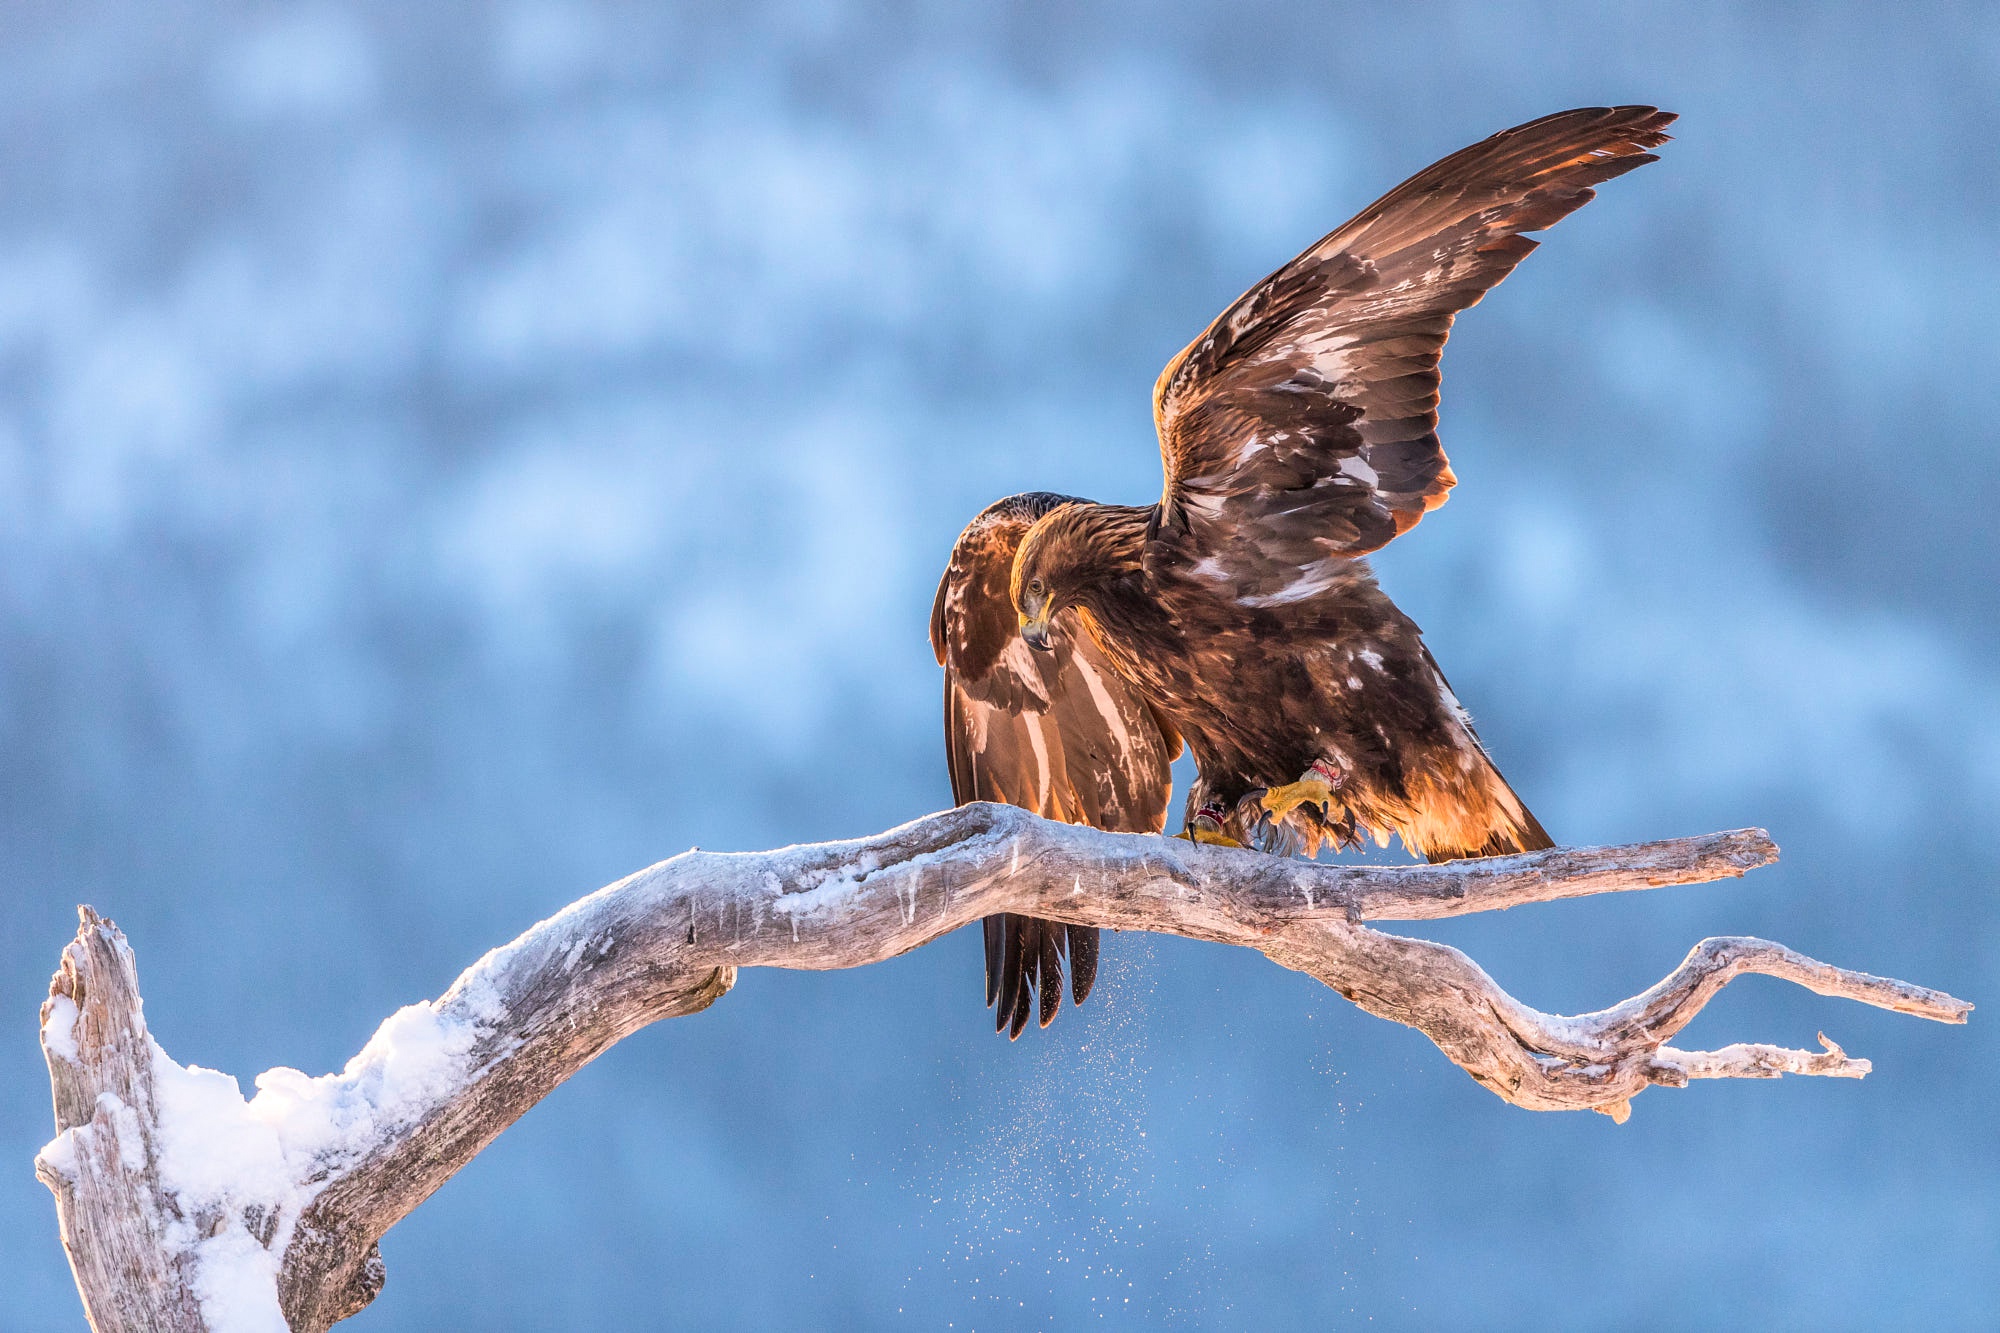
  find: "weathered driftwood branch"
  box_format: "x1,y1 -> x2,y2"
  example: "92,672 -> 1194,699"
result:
36,804 -> 1970,1331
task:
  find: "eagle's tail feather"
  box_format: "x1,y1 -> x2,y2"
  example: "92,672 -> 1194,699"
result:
1066,922 -> 1100,1004
984,913 -> 1099,1039
982,915 -> 1005,1007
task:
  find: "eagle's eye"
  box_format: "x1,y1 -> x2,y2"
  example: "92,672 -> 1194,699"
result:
1028,578 -> 1046,597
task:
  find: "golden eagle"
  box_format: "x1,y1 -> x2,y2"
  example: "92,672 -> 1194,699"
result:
932,106 -> 1675,1037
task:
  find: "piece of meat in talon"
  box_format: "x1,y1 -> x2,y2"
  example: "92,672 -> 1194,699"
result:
1186,800 -> 1241,847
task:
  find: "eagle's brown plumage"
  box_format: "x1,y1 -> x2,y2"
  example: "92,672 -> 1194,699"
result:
935,106 -> 1672,1033
931,494 -> 1180,1037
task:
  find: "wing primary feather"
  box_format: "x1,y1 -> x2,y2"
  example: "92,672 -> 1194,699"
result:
928,565 -> 951,666
1151,107 -> 1676,579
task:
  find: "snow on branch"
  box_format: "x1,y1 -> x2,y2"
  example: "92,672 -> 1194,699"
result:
36,803 -> 1971,1330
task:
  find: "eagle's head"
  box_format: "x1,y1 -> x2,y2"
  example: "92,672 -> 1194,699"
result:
1011,502 -> 1146,651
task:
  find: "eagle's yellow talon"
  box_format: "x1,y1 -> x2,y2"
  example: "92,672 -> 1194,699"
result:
1189,826 -> 1244,848
1260,777 -> 1335,823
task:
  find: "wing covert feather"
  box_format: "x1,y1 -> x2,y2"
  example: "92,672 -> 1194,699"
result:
1152,106 -> 1675,599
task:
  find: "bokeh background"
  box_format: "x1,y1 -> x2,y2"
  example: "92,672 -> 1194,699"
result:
4,2 -> 1996,1327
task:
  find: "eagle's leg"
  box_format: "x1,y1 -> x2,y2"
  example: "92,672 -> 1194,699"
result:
1258,759 -> 1346,823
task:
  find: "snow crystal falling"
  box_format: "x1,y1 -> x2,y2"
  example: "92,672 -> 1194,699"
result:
896,936 -> 1190,1322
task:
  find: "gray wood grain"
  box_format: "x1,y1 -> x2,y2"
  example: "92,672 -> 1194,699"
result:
36,805 -> 1971,1330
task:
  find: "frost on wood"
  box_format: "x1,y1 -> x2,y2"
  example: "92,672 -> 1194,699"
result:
38,804 -> 1972,1330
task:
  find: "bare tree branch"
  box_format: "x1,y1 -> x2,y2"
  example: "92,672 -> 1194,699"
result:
36,919 -> 206,1332
35,804 -> 1971,1330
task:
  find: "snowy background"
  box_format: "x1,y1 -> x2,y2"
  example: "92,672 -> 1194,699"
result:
4,2 -> 1996,1326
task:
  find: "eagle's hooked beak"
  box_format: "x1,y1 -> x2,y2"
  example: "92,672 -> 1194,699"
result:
1019,612 -> 1054,652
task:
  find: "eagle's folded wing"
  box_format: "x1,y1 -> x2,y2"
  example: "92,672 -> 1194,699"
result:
932,493 -> 1179,1036
1151,106 -> 1674,601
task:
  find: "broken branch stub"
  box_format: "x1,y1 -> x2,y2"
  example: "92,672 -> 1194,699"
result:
36,804 -> 1971,1330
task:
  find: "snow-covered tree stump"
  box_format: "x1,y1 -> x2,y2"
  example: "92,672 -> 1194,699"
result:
36,803 -> 1971,1331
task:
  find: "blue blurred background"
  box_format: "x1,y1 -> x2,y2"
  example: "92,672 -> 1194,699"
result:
4,2 -> 1995,1327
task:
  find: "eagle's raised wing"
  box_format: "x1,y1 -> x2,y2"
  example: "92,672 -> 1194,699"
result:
932,492 -> 1180,1038
1152,106 -> 1674,600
